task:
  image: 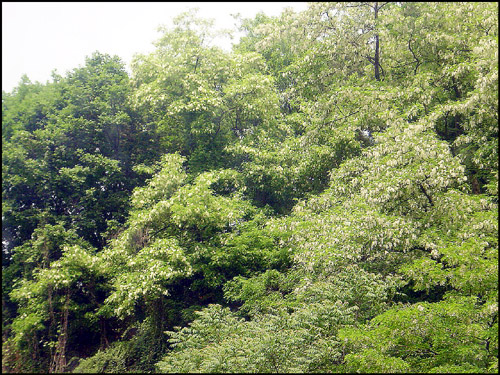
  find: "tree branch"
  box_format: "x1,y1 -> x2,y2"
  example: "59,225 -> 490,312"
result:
325,110 -> 361,126
378,2 -> 391,11
408,37 -> 421,75
418,182 -> 434,207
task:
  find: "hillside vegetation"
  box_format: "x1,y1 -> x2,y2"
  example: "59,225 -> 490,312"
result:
2,2 -> 498,373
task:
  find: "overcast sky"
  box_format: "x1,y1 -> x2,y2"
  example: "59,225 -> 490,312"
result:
2,2 -> 308,93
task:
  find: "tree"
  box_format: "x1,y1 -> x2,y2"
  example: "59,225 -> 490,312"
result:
2,3 -> 497,373
2,52 -> 156,372
3,225 -> 105,373
131,9 -> 281,175
84,154 -> 285,371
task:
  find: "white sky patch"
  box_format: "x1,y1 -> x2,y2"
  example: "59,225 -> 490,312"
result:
2,2 -> 308,93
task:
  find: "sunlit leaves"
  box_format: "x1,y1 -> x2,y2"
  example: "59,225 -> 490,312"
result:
100,163 -> 268,319
131,153 -> 187,211
3,3 -> 498,373
401,190 -> 498,299
339,295 -> 498,372
157,302 -> 351,373
104,238 -> 191,318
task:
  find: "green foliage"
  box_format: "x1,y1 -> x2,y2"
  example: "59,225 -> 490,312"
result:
73,342 -> 129,373
6,239 -> 107,372
130,153 -> 187,211
400,191 -> 498,298
74,319 -> 165,373
2,52 -> 152,251
99,158 -> 275,321
2,3 -> 497,374
157,303 -> 353,373
130,10 -> 282,175
104,237 -> 192,318
223,269 -> 298,317
339,296 -> 498,373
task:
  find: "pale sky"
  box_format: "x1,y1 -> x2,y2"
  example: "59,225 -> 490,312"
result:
2,2 -> 308,93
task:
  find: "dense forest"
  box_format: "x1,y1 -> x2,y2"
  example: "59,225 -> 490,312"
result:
2,2 -> 498,373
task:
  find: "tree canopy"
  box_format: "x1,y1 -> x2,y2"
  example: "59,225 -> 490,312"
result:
2,2 -> 498,373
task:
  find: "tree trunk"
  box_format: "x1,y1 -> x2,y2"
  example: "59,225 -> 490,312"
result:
50,290 -> 70,373
99,317 -> 110,349
374,2 -> 381,81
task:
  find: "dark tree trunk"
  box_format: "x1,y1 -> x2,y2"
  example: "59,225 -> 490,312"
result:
374,2 -> 381,81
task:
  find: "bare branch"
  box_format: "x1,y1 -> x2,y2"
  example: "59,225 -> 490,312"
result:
325,110 -> 361,126
408,37 -> 421,75
377,2 -> 392,11
418,182 -> 434,207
